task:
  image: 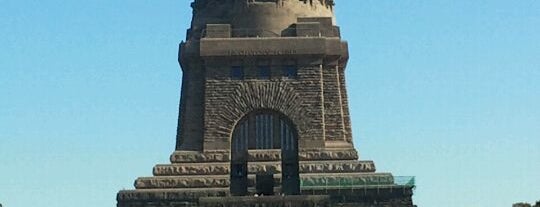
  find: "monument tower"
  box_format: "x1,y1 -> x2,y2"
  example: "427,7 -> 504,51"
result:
117,0 -> 415,206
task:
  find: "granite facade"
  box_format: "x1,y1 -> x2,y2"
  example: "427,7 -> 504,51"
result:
117,0 -> 415,206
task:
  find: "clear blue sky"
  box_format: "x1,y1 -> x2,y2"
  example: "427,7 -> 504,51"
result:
1,0 -> 539,206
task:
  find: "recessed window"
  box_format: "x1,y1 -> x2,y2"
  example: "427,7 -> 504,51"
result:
258,66 -> 271,79
231,66 -> 244,80
232,111 -> 297,151
282,66 -> 298,79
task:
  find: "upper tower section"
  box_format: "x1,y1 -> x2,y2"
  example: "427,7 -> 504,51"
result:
187,0 -> 336,40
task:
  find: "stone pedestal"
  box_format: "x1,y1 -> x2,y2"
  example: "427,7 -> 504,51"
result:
117,150 -> 414,207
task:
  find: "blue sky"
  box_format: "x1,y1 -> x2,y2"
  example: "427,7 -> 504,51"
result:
1,0 -> 539,206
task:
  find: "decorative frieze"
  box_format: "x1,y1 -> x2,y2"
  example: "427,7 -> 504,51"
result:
135,176 -> 231,189
170,149 -> 359,163
135,173 -> 393,189
170,150 -> 230,163
299,149 -> 359,161
117,188 -> 228,202
300,173 -> 395,188
153,160 -> 375,176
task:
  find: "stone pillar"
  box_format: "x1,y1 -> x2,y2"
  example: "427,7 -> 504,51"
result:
176,55 -> 205,151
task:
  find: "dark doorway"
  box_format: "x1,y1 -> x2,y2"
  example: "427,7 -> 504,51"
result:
230,162 -> 248,196
230,118 -> 249,196
230,110 -> 300,196
256,174 -> 275,196
280,118 -> 300,195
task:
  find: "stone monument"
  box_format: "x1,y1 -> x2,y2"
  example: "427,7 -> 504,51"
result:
117,0 -> 415,206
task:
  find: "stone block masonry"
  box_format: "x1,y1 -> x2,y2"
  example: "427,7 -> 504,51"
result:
117,0 -> 415,206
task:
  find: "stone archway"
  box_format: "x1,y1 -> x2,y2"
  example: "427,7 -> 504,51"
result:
230,110 -> 300,196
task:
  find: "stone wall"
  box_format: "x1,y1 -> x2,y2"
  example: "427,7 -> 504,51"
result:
188,0 -> 336,40
117,1 -> 416,206
176,60 -> 205,151
178,16 -> 351,152
202,61 -> 326,150
118,188 -> 415,207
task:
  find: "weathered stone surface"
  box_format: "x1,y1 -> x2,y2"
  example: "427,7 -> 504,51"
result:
170,150 -> 230,163
188,0 -> 336,42
153,163 -> 230,176
180,6 -> 349,152
118,187 -> 414,207
300,173 -> 394,188
299,149 -> 359,161
247,149 -> 282,162
135,176 -> 230,189
170,149 -> 359,163
117,188 -> 229,202
199,195 -> 331,207
117,0 -> 415,206
153,160 -> 375,176
200,37 -> 344,57
135,173 -> 393,189
299,160 -> 375,173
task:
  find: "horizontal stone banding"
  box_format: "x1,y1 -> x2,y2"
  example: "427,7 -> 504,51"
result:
153,160 -> 375,176
117,188 -> 229,202
135,173 -> 393,189
117,185 -> 413,204
200,37 -> 344,58
199,195 -> 331,207
170,149 -> 359,163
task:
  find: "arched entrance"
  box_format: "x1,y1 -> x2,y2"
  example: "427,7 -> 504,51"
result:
230,110 -> 300,196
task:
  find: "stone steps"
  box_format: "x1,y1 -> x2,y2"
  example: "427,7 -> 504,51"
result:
134,173 -> 394,189
117,188 -> 230,202
118,185 -> 411,204
170,149 -> 360,163
153,160 -> 376,176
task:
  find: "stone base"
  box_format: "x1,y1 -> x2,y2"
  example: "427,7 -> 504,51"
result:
134,173 -> 393,189
170,149 -> 361,163
118,150 -> 415,207
200,195 -> 330,207
118,186 -> 414,207
154,160 -> 376,176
